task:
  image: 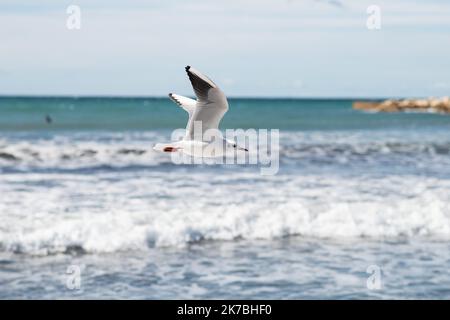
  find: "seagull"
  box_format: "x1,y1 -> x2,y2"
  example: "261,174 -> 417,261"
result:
153,66 -> 248,157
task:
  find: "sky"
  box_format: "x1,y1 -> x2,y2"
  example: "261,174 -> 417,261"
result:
0,0 -> 450,98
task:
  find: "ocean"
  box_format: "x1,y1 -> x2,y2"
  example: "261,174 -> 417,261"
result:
1,97 -> 450,299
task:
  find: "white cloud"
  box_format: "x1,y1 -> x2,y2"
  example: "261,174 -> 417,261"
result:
0,0 -> 449,97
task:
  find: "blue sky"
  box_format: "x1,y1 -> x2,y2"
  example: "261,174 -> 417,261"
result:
0,0 -> 450,98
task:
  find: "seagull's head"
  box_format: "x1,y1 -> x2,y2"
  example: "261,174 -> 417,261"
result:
225,139 -> 248,152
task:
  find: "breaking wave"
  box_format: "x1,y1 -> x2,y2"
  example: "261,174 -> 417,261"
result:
1,131 -> 450,171
1,130 -> 450,255
1,170 -> 450,255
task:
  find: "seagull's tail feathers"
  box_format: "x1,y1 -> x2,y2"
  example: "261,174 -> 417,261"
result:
168,93 -> 196,115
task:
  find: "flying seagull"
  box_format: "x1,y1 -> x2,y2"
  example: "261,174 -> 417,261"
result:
153,66 -> 248,157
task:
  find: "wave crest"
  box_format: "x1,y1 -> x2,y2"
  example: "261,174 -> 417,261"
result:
1,180 -> 449,255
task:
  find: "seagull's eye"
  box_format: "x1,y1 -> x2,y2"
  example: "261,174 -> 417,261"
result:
233,144 -> 237,148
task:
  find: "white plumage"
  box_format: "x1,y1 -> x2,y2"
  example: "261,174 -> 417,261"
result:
153,66 -> 247,157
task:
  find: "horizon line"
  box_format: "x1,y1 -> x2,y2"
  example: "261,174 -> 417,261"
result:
0,94 -> 430,101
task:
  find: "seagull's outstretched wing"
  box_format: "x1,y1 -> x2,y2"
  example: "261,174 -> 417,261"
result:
168,93 -> 197,137
185,66 -> 228,140
168,93 -> 196,115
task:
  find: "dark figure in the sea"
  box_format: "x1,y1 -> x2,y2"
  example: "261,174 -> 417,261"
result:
45,114 -> 52,124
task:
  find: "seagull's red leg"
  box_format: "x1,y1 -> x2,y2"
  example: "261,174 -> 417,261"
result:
163,147 -> 180,152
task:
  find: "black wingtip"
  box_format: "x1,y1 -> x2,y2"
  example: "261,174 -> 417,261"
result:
185,65 -> 191,72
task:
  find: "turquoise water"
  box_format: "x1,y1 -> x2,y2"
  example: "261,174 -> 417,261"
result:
1,97 -> 450,131
1,97 -> 450,299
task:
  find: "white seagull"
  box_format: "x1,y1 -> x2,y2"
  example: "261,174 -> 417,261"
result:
153,66 -> 248,157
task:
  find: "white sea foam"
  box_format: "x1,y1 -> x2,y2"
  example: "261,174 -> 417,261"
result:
0,132 -> 171,170
1,170 -> 449,255
2,130 -> 450,255
1,131 -> 450,171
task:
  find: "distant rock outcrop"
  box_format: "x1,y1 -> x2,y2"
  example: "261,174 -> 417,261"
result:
353,97 -> 450,113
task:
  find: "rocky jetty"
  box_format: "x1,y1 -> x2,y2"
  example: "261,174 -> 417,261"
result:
353,97 -> 450,113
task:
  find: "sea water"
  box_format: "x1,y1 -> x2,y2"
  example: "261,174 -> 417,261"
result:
1,97 -> 450,299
